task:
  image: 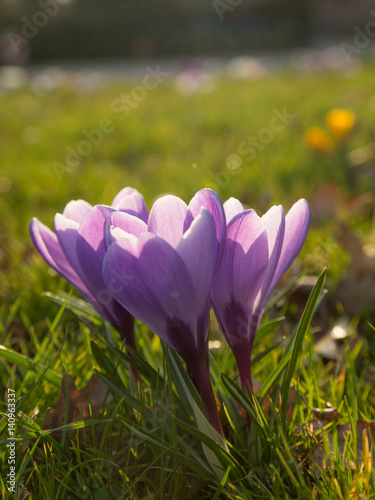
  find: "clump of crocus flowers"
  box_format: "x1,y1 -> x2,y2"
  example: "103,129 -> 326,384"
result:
30,188 -> 310,438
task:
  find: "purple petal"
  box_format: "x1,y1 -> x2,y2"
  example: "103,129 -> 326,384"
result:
111,186 -> 137,206
31,216 -> 130,330
147,195 -> 193,248
270,199 -> 311,291
54,214 -> 83,278
221,210 -> 269,306
211,210 -> 268,346
103,234 -> 198,354
175,208 -> 217,336
111,187 -> 148,222
223,197 -> 244,223
29,218 -> 93,300
76,205 -> 115,302
189,188 -> 226,260
75,204 -> 137,328
256,205 -> 285,308
62,199 -> 92,223
104,211 -> 148,249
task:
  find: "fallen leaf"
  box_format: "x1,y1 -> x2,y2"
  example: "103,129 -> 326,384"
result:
298,419 -> 375,474
43,374 -> 112,441
336,224 -> 375,317
310,183 -> 342,222
8,318 -> 29,344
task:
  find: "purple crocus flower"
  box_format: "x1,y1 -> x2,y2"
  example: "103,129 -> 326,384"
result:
211,198 -> 311,394
29,187 -> 148,349
102,189 -> 226,435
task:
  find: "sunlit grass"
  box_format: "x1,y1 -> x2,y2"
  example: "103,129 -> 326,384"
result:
0,272 -> 374,498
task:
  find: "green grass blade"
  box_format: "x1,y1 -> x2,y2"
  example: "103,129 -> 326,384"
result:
13,333 -> 66,422
281,268 -> 326,416
116,415 -> 213,478
107,343 -> 164,387
43,291 -> 101,324
1,419 -> 112,442
253,317 -> 285,347
90,340 -> 123,387
189,398 -> 229,480
174,414 -> 247,481
221,374 -> 274,449
257,350 -> 292,400
165,347 -> 205,418
252,336 -> 287,367
0,345 -> 62,384
264,277 -> 300,315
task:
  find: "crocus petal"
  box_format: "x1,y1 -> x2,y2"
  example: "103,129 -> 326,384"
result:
111,187 -> 148,222
256,205 -> 285,308
104,211 -> 148,249
223,197 -> 244,223
76,205 -> 115,301
270,199 -> 311,291
29,218 -> 93,301
30,200 -> 137,343
62,199 -> 92,223
148,195 -> 193,248
54,214 -> 83,278
188,188 -> 226,262
103,234 -> 198,355
212,210 -> 268,346
219,210 -> 269,308
175,208 -> 217,335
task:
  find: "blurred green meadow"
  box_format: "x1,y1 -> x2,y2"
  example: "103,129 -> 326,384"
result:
1,62 -> 375,498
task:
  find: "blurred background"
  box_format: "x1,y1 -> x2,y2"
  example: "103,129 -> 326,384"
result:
0,0 -> 374,354
0,0 -> 374,62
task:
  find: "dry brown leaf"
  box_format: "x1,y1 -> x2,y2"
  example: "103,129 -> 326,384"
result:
298,419 -> 375,473
341,192 -> 375,217
43,374 -> 112,441
336,224 -> 375,317
8,318 -> 29,344
310,183 -> 342,222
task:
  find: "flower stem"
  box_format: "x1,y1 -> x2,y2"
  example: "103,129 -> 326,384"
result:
118,316 -> 140,382
233,345 -> 255,433
192,360 -> 225,438
233,343 -> 253,400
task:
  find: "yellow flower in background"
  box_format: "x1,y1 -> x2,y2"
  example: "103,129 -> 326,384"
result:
305,126 -> 333,154
326,109 -> 356,141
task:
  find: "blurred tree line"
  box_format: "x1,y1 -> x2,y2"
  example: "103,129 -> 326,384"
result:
0,0 -> 310,61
